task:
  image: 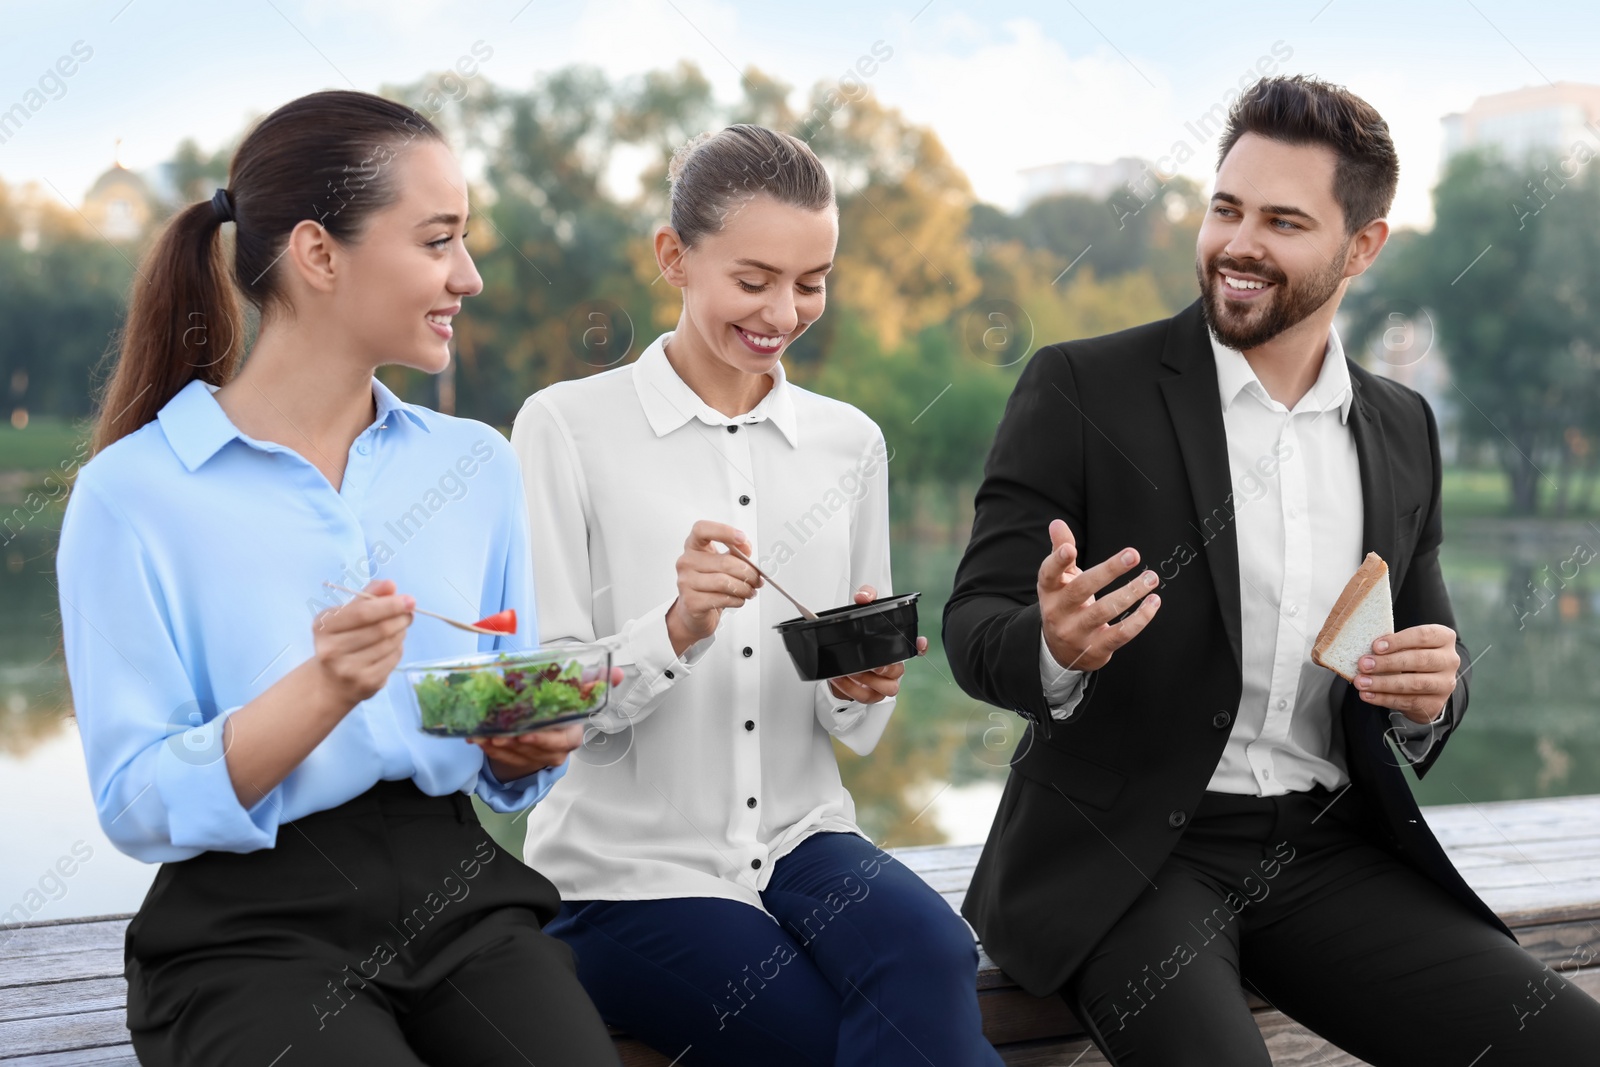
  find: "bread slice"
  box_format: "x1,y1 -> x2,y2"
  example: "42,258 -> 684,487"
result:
1311,552 -> 1393,683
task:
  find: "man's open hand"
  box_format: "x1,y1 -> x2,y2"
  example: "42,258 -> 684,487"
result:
1039,519 -> 1161,674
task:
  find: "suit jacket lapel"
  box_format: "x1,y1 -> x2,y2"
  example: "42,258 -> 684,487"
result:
1158,301 -> 1244,675
1347,369 -> 1399,592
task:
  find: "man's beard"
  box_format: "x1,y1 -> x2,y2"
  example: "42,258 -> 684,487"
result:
1196,240 -> 1349,351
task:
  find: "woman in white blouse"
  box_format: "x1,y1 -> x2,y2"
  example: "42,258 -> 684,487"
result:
510,125 -> 1001,1066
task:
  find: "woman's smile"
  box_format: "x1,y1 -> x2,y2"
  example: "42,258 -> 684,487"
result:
732,323 -> 786,353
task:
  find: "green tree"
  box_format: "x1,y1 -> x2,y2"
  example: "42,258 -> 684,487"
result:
1350,149 -> 1600,515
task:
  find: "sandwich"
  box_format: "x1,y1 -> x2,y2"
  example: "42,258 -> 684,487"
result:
1311,552 -> 1392,683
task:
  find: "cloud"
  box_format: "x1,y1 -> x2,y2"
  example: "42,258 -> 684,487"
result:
881,16 -> 1173,210
565,0 -> 749,92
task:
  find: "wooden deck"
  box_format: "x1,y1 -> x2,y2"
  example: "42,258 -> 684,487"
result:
5,794 -> 1600,1065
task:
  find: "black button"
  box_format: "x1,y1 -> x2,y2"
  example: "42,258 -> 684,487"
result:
744,720 -> 755,731
664,670 -> 675,680
751,859 -> 762,870
1212,710 -> 1232,730
1168,810 -> 1187,829
739,494 -> 751,506
747,797 -> 757,808
742,646 -> 753,658
727,425 -> 739,433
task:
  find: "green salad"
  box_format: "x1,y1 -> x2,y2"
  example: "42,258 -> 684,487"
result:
415,655 -> 608,735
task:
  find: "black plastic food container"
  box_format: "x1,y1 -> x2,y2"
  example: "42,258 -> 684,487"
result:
775,592 -> 922,681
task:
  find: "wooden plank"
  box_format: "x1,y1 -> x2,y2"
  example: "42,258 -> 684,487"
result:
0,950 -> 125,991
0,922 -> 126,963
1455,858 -> 1600,892
1476,885 -> 1600,927
6,945 -> 1600,1065
0,1008 -> 131,1060
908,866 -> 981,895
889,843 -> 984,872
1425,797 -> 1600,849
1447,837 -> 1600,869
4,1047 -> 139,1066
0,978 -> 126,1025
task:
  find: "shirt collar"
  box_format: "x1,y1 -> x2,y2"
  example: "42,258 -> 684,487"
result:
157,376 -> 430,473
632,331 -> 799,447
372,375 -> 432,434
1209,325 -> 1354,424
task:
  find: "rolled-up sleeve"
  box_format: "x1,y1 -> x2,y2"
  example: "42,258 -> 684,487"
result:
476,757 -> 565,811
57,477 -> 278,861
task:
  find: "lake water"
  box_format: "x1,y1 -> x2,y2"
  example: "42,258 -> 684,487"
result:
3,516 -> 1597,925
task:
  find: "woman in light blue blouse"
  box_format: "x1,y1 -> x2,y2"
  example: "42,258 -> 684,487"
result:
55,90 -> 618,1066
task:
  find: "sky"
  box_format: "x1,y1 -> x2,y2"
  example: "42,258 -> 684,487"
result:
1,0 -> 1596,231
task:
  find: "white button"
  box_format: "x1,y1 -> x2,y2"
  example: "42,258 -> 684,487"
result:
1287,604 -> 1299,617
1277,699 -> 1288,710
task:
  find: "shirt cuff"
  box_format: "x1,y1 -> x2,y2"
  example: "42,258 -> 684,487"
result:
1388,701 -> 1446,762
631,599 -> 716,678
815,680 -> 895,755
476,758 -> 567,813
819,681 -> 871,735
1039,630 -> 1089,721
157,704 -> 279,853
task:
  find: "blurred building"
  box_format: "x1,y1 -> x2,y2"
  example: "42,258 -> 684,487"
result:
1016,157 -> 1152,208
1441,82 -> 1600,163
81,161 -> 154,243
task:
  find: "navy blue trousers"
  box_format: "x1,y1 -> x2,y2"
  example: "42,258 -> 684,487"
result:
547,831 -> 1002,1067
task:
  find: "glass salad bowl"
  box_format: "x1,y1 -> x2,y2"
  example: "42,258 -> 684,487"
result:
399,643 -> 612,737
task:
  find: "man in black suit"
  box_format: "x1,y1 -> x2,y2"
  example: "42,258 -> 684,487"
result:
945,75 -> 1600,1065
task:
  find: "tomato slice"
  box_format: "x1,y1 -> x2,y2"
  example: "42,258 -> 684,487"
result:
473,609 -> 517,634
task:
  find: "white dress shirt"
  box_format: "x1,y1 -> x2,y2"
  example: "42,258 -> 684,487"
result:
511,332 -> 896,907
1040,327 -> 1435,795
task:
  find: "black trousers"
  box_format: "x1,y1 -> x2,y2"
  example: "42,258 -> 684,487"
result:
124,779 -> 619,1067
1064,785 -> 1600,1066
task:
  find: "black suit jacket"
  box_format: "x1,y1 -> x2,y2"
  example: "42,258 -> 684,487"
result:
943,300 -> 1507,998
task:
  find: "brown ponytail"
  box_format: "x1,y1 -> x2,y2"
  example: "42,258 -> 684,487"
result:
92,90 -> 443,454
94,200 -> 240,453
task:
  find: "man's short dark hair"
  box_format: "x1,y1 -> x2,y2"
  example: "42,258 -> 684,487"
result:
1217,74 -> 1399,234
